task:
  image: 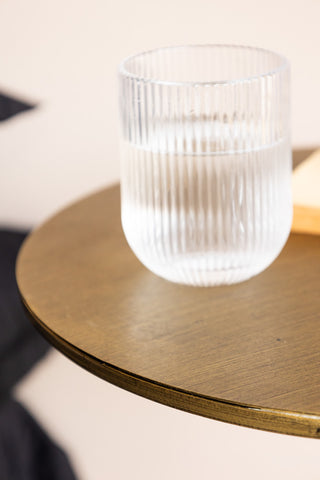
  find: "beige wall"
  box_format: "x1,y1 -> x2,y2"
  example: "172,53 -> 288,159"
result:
2,1 -> 320,479
1,0 -> 319,226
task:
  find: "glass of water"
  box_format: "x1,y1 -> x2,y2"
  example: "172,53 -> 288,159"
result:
118,45 -> 291,286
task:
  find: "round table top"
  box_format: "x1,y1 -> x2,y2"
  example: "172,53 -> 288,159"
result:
17,150 -> 320,439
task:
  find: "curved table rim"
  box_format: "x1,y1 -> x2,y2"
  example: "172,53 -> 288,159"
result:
20,297 -> 320,438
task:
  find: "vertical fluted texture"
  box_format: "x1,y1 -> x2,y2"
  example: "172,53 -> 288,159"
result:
119,46 -> 291,285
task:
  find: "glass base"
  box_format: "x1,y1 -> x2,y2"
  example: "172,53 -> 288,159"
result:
139,252 -> 279,286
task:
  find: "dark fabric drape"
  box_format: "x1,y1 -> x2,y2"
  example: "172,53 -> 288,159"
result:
0,398 -> 77,480
0,229 -> 78,479
0,229 -> 49,394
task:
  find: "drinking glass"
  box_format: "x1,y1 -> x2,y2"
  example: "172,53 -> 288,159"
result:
118,45 -> 291,286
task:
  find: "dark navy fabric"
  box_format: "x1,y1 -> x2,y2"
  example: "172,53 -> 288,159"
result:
0,93 -> 35,122
0,398 -> 77,480
0,229 -> 49,395
0,229 -> 78,479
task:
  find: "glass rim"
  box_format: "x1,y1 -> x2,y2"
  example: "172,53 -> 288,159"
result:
118,44 -> 289,87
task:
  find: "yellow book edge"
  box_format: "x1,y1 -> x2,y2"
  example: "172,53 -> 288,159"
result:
292,205 -> 320,235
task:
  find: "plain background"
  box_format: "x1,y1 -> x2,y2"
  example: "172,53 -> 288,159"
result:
1,0 -> 320,478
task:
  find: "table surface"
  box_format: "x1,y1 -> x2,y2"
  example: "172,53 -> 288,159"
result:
16,150 -> 320,439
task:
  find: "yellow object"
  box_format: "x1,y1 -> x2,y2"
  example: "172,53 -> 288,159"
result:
292,149 -> 320,235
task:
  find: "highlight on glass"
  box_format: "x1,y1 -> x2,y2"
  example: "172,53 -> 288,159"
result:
118,45 -> 291,286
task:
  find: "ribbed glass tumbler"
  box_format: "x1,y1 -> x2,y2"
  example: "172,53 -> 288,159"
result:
118,45 -> 291,286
